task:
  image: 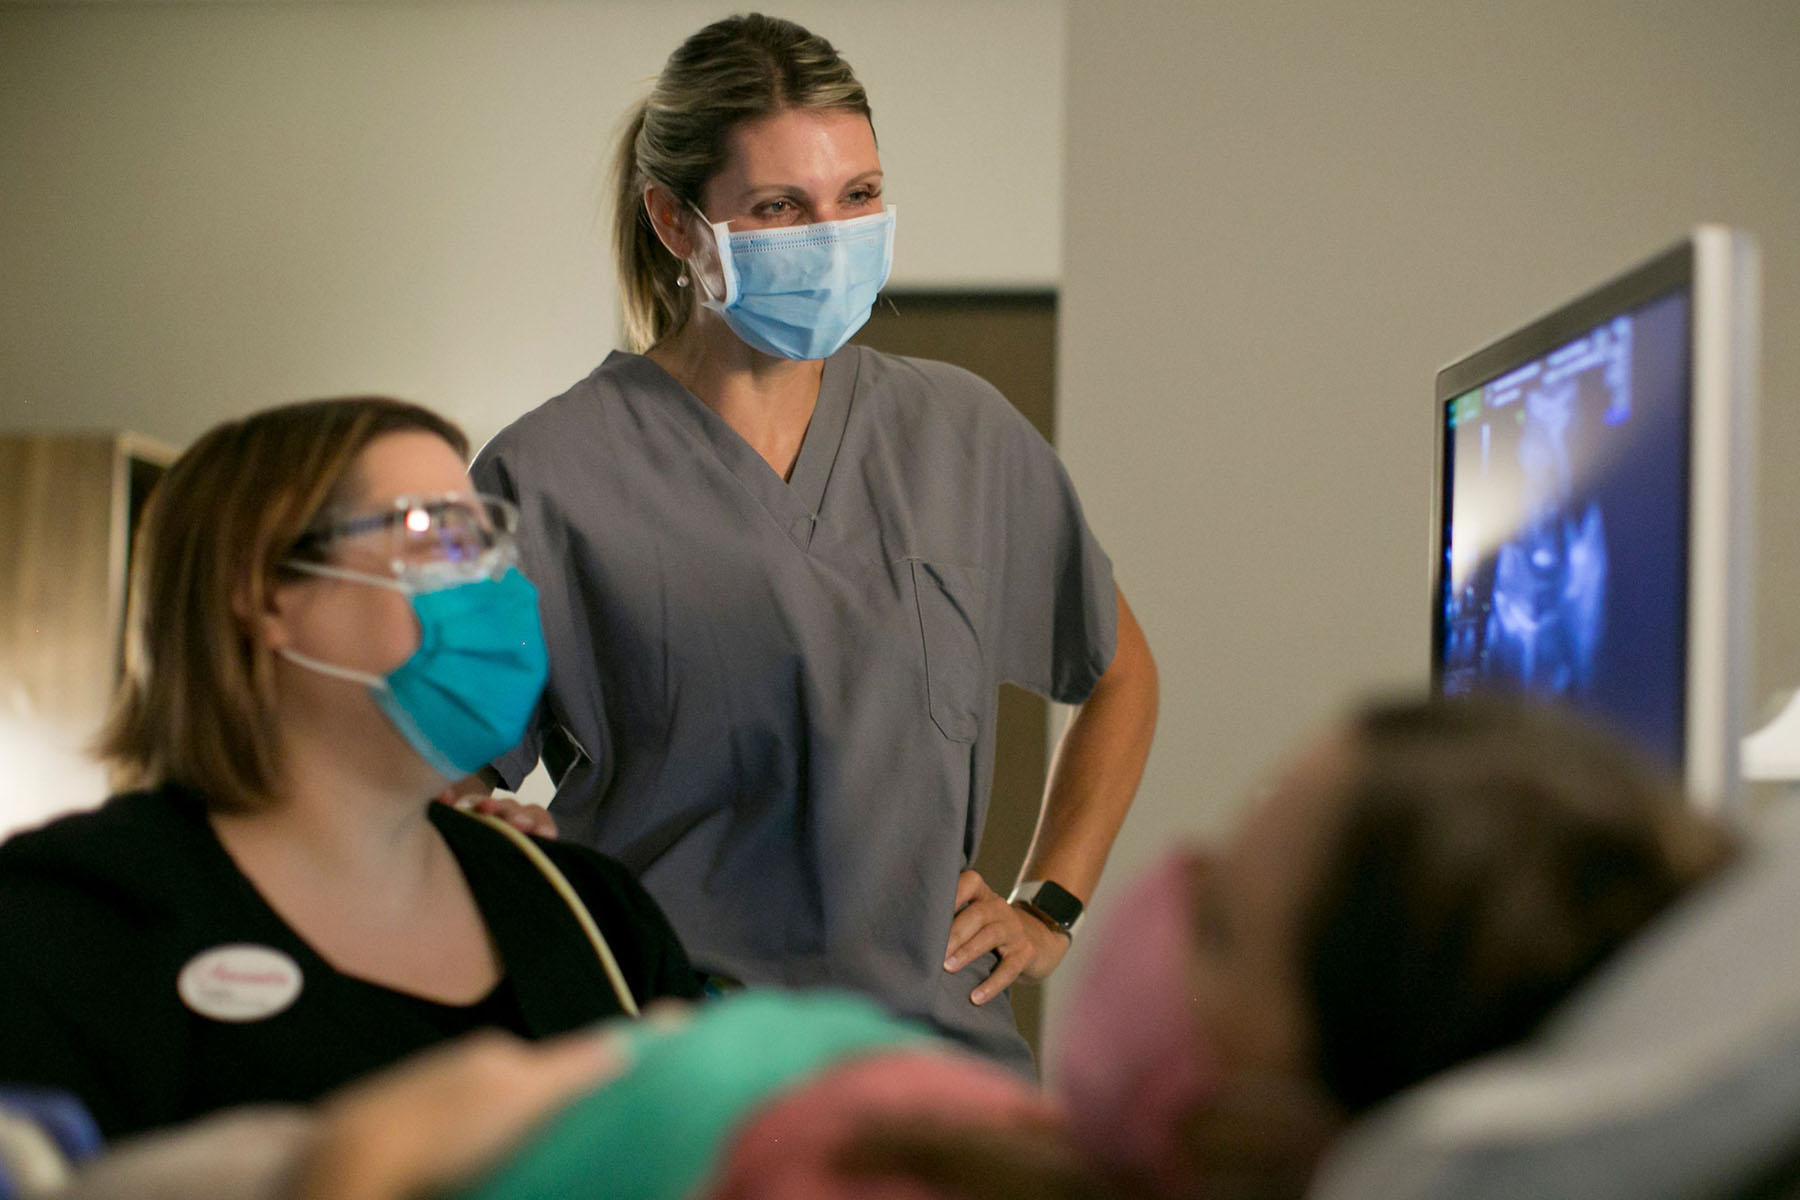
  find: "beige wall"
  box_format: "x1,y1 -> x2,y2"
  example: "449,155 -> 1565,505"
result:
0,0 -> 1064,451
1051,0 -> 1800,1027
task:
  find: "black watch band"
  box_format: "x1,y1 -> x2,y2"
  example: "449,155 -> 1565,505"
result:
1008,879 -> 1084,938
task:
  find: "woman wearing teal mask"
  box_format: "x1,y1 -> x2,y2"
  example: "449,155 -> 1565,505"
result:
0,397 -> 699,1140
470,14 -> 1159,1074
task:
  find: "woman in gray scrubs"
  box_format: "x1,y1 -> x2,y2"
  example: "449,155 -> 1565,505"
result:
470,13 -> 1158,1073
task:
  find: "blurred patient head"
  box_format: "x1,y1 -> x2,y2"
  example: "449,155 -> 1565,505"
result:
1305,697 -> 1731,1110
98,397 -> 471,809
1058,694 -> 1734,1199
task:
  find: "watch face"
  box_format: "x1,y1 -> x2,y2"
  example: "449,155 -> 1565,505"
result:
1031,881 -> 1084,929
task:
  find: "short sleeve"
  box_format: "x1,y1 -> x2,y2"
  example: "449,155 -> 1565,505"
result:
992,412 -> 1118,705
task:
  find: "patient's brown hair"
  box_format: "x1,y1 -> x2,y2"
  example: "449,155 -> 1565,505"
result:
98,397 -> 467,810
1304,696 -> 1735,1114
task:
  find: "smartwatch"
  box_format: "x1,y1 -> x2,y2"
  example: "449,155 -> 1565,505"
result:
1008,880 -> 1085,939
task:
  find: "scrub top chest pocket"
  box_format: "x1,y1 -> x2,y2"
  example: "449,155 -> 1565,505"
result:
907,560 -> 986,743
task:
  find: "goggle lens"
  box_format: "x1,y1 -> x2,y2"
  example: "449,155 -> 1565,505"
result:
301,493 -> 519,580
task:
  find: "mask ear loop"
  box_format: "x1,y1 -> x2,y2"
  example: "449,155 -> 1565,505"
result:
685,206 -> 738,310
276,645 -> 387,689
272,561 -> 411,689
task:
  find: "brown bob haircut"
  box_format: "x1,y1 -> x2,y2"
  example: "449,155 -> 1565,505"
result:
98,397 -> 469,810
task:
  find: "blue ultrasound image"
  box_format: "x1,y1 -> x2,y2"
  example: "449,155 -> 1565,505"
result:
1440,292 -> 1691,768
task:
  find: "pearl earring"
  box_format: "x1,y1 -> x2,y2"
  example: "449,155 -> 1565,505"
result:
676,272 -> 689,288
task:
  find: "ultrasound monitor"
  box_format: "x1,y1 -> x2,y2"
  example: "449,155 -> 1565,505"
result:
1431,227 -> 1759,809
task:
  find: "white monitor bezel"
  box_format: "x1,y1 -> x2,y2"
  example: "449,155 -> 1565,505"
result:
1429,226 -> 1759,811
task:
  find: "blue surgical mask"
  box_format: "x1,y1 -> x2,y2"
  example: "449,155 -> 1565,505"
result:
697,207 -> 896,361
277,563 -> 548,779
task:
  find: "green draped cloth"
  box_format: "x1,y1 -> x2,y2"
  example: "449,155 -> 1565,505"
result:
450,990 -> 931,1200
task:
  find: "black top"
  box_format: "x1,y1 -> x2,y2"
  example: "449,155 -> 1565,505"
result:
0,785 -> 699,1138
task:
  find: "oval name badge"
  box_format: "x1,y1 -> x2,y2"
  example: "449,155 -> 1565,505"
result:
178,944 -> 303,1023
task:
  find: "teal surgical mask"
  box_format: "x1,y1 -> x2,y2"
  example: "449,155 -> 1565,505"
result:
277,562 -> 548,779
696,207 -> 896,361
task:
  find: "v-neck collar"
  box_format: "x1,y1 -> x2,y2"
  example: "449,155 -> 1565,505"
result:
609,348 -> 858,552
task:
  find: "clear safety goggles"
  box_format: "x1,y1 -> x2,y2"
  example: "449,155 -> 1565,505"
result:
292,492 -> 519,585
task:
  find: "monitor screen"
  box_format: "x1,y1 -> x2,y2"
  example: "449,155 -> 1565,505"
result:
1431,228 -> 1758,807
1437,290 -> 1692,767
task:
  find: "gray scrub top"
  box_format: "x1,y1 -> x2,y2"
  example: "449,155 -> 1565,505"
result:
472,346 -> 1117,1071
